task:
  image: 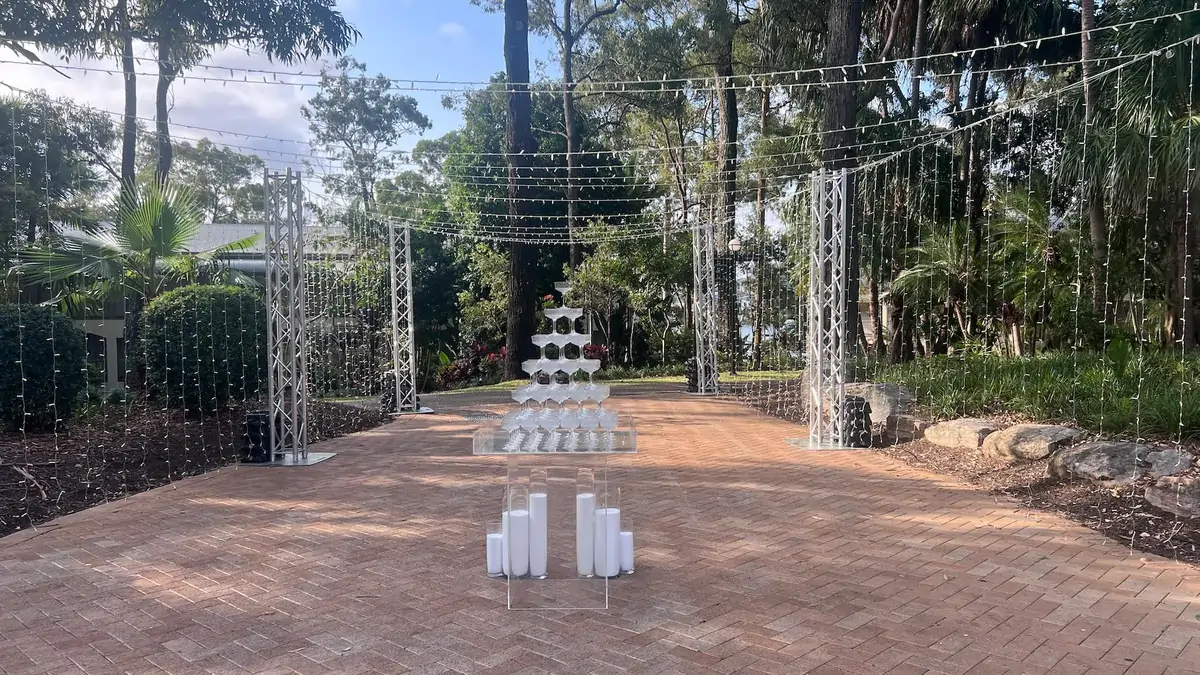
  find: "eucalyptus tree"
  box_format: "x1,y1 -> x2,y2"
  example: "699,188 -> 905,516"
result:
302,57 -> 431,208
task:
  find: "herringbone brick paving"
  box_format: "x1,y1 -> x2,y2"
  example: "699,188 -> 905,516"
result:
3,393 -> 1200,674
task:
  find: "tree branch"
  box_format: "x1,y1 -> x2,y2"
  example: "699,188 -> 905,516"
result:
573,0 -> 623,41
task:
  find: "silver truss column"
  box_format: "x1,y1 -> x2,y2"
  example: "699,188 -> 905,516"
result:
264,169 -> 310,463
807,168 -> 849,447
389,222 -> 426,414
692,212 -> 720,395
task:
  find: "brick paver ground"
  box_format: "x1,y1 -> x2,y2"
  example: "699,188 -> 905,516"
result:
4,393 -> 1200,675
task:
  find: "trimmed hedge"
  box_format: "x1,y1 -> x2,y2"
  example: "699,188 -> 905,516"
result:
0,304 -> 87,431
141,285 -> 267,413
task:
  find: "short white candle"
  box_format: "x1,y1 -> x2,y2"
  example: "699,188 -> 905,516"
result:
575,493 -> 595,576
529,493 -> 549,578
593,507 -> 621,578
619,531 -> 634,573
486,533 -> 504,576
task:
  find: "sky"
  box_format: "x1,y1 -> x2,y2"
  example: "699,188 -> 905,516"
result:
0,0 -> 559,176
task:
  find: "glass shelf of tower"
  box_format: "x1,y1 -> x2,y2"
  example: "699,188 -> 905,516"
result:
472,420 -> 638,456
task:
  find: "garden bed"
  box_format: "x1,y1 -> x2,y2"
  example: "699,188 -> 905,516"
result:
876,437 -> 1200,565
0,399 -> 388,538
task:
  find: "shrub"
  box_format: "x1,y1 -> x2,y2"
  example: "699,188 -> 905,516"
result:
583,343 -> 609,366
0,304 -> 87,431
872,351 -> 1200,439
436,342 -> 506,390
141,285 -> 266,413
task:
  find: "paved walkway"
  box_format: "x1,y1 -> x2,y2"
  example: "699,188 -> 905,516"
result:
3,394 -> 1200,675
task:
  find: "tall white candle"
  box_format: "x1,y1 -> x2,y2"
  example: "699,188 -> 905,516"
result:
529,492 -> 548,578
486,533 -> 504,576
506,509 -> 530,577
619,531 -> 634,573
500,511 -> 511,576
575,492 -> 595,576
593,507 -> 621,578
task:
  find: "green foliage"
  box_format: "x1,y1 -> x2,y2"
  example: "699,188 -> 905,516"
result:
137,138 -> 264,222
13,181 -> 259,312
873,351 -> 1200,439
0,93 -> 116,257
303,57 -> 431,205
0,304 -> 87,431
1107,338 -> 1134,379
140,285 -> 266,413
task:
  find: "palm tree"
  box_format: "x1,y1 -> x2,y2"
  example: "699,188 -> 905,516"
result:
12,181 -> 258,385
14,181 -> 257,303
1059,0 -> 1200,346
892,218 -> 991,352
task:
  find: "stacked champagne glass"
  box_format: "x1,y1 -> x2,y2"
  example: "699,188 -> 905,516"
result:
497,283 -> 631,454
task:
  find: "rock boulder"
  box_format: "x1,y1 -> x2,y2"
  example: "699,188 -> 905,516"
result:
843,383 -> 914,423
1048,442 -> 1191,484
925,418 -> 999,449
1146,477 -> 1200,518
886,414 -> 930,443
981,424 -> 1084,462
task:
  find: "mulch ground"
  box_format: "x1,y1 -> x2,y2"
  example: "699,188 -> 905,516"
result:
0,399 -> 388,538
876,435 -> 1200,565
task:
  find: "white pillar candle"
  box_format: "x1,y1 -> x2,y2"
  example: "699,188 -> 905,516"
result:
575,493 -> 595,576
506,509 -> 530,577
619,531 -> 634,573
593,507 -> 621,578
500,511 -> 510,576
486,533 -> 504,576
529,492 -> 549,578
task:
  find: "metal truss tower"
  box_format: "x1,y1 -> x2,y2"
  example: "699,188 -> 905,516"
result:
807,168 -> 850,447
692,213 -> 720,395
264,169 -> 309,462
389,223 -> 422,413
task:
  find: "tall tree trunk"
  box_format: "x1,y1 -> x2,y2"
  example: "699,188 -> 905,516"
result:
562,0 -> 582,269
752,85 -> 769,371
503,0 -> 540,381
119,0 -> 136,200
870,276 -> 884,357
154,35 -> 178,185
714,36 -> 739,375
909,0 -> 925,115
1081,0 -> 1107,317
822,0 -> 864,353
966,70 -> 987,230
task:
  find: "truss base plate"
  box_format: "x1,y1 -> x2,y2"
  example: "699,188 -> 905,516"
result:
267,451 -> 337,466
785,438 -> 867,451
391,407 -> 435,416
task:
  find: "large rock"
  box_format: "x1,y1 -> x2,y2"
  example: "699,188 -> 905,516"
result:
1048,442 -> 1191,484
886,414 -> 930,443
1147,448 -> 1193,477
981,424 -> 1085,462
843,383 -> 913,423
925,418 -> 999,449
1146,477 -> 1200,517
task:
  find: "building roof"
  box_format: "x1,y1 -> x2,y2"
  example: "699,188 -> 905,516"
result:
60,222 -> 350,256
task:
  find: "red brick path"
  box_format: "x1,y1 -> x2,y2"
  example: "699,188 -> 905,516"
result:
3,394 -> 1200,674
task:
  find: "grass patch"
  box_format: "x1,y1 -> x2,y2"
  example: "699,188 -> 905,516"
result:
871,351 -> 1200,439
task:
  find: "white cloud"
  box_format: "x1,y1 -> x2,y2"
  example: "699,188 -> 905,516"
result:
439,22 -> 467,39
0,45 -> 318,175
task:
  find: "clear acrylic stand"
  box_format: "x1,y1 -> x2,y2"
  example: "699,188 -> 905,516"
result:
473,281 -> 636,610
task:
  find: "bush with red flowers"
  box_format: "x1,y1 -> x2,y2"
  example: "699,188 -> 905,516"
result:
436,342 -> 506,389
583,343 -> 609,367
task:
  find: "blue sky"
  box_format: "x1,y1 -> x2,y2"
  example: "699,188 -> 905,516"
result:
341,0 -> 557,138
